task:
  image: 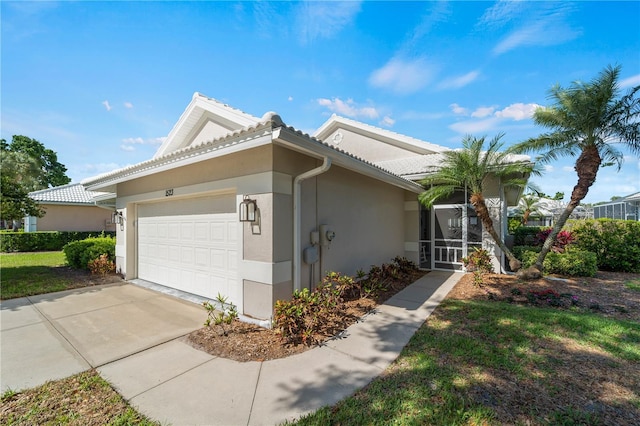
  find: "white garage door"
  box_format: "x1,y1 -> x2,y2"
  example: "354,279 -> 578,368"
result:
137,194 -> 240,304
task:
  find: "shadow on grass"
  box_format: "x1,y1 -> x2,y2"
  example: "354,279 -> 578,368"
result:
283,299 -> 639,425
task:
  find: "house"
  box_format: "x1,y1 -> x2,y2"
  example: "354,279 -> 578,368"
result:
25,183 -> 116,232
82,93 -> 530,320
593,192 -> 640,220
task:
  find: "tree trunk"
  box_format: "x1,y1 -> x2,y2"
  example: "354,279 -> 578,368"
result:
470,192 -> 521,272
526,145 -> 601,278
522,210 -> 531,225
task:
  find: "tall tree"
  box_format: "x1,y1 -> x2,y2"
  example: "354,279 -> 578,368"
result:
6,135 -> 71,188
513,65 -> 640,277
419,134 -> 540,272
0,151 -> 45,229
0,136 -> 70,230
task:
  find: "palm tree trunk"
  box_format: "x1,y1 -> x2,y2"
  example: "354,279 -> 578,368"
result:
470,192 -> 521,272
522,210 -> 531,225
532,144 -> 601,273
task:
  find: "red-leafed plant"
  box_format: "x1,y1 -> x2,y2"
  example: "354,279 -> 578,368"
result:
535,228 -> 575,253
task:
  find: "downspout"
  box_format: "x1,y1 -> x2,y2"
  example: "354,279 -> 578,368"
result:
293,157 -> 331,291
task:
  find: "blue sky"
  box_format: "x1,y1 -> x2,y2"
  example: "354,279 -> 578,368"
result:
2,1 -> 639,204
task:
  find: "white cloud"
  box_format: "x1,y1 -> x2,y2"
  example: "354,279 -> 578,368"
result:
102,100 -> 112,111
438,70 -> 480,90
620,74 -> 640,89
288,96 -> 293,101
79,162 -> 123,175
449,103 -> 468,115
120,144 -> 135,152
379,116 -> 395,127
122,137 -> 145,144
295,1 -> 361,44
124,102 -> 133,109
449,117 -> 500,134
491,4 -> 581,55
544,165 -> 555,172
562,166 -> 574,172
369,57 -> 435,95
477,0 -> 527,28
449,102 -> 541,134
494,103 -> 541,121
471,106 -> 496,118
317,97 -> 379,120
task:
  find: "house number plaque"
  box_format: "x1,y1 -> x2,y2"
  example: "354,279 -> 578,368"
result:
165,189 -> 174,197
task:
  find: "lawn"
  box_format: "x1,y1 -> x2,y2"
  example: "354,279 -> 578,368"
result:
291,273 -> 640,426
1,370 -> 158,426
0,251 -> 119,300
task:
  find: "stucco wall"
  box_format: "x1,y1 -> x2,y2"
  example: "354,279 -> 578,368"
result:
118,145 -> 273,198
36,204 -> 115,232
296,165 -> 407,289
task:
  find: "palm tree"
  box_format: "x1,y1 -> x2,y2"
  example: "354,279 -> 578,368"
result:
513,65 -> 640,277
518,193 -> 542,225
419,134 -> 539,272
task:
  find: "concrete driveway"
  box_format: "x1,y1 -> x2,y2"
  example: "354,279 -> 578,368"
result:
0,283 -> 204,393
1,272 -> 461,425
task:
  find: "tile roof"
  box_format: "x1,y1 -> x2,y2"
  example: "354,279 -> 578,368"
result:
28,183 -> 110,205
375,154 -> 447,177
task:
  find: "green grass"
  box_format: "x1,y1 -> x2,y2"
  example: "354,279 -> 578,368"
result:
0,251 -> 74,299
0,370 -> 159,425
625,279 -> 640,292
290,299 -> 640,425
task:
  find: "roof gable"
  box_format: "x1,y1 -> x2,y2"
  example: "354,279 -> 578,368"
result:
313,114 -> 449,163
153,93 -> 261,158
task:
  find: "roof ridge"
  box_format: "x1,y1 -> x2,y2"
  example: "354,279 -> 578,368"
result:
193,92 -> 262,121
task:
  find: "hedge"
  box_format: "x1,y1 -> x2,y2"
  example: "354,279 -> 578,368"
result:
513,226 -> 546,246
63,237 -> 116,270
0,231 -> 116,253
516,246 -> 598,277
566,219 -> 640,273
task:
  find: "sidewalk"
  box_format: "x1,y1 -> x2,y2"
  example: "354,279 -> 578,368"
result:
100,271 -> 461,425
1,271 -> 461,426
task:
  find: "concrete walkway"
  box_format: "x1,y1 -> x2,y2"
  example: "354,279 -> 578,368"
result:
0,271 -> 461,426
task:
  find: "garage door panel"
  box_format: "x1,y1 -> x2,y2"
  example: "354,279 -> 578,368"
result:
138,206 -> 239,304
168,223 -> 180,240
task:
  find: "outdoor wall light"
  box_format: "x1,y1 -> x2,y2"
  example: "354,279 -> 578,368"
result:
239,196 -> 257,222
112,211 -> 124,225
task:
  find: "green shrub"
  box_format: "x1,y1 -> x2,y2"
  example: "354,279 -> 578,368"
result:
63,237 -> 115,270
516,246 -> 597,277
568,219 -> 640,273
0,231 -> 115,252
513,226 -> 546,246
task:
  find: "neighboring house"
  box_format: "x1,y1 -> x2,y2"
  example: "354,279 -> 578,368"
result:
593,192 -> 640,221
508,197 -> 593,227
26,183 -> 116,232
82,93 -> 531,320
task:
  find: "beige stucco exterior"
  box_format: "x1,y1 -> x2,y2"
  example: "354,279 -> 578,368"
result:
33,204 -> 116,232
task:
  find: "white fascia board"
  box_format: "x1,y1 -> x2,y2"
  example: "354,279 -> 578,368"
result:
86,130 -> 273,192
314,115 -> 448,155
154,94 -> 261,159
273,127 -> 424,194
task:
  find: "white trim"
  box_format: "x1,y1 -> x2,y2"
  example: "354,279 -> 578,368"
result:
240,260 -> 292,285
313,115 -> 448,154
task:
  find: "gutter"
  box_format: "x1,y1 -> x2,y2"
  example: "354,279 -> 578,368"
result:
292,156 -> 331,292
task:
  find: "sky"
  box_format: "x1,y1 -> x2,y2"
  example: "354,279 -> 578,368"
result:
2,0 -> 639,204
